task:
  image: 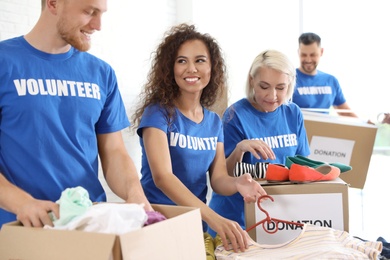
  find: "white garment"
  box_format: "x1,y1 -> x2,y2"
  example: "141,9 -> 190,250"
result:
45,203 -> 147,235
215,224 -> 382,260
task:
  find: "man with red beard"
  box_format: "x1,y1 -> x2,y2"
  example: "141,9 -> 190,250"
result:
0,0 -> 152,228
292,32 -> 359,118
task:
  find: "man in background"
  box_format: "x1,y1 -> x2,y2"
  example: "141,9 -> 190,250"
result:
293,32 -> 359,118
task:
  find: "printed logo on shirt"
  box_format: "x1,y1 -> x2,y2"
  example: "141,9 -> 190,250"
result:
296,86 -> 332,95
13,78 -> 101,100
253,134 -> 297,149
170,132 -> 218,150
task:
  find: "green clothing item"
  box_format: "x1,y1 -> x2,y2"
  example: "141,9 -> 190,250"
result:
52,186 -> 93,226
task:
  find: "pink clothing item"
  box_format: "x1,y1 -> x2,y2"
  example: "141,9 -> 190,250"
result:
144,211 -> 167,226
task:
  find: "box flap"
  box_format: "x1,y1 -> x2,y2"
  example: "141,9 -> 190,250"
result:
302,110 -> 377,127
151,203 -> 197,218
120,205 -> 205,260
0,222 -> 117,260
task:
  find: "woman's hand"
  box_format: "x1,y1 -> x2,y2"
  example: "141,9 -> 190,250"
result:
208,213 -> 251,253
236,140 -> 275,160
235,173 -> 267,203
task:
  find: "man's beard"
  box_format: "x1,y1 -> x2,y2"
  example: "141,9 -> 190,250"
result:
57,18 -> 91,52
301,63 -> 317,74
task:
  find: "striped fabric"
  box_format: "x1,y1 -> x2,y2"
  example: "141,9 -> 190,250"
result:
215,224 -> 383,259
233,162 -> 269,179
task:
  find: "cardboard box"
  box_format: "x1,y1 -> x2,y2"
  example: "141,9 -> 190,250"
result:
303,111 -> 378,189
245,178 -> 349,245
0,204 -> 205,260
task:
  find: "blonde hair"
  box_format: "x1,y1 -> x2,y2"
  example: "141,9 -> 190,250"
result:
245,49 -> 295,103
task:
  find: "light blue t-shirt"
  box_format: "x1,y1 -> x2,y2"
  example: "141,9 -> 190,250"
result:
208,98 -> 310,236
293,69 -> 346,110
0,36 -> 129,226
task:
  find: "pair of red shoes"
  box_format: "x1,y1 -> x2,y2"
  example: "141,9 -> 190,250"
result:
266,163 -> 341,183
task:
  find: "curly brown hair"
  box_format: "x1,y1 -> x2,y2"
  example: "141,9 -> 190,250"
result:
131,23 -> 227,130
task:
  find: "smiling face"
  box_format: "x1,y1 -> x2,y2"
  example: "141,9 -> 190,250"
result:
298,42 -> 323,75
173,39 -> 211,96
251,66 -> 289,113
56,0 -> 107,51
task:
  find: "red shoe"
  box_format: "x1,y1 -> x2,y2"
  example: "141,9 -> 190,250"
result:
289,163 -> 341,183
266,164 -> 290,182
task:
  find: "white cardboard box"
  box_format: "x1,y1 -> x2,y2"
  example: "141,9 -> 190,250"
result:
0,204 -> 205,260
303,111 -> 378,189
245,178 -> 349,245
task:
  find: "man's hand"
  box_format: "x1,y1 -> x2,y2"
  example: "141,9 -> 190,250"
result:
15,198 -> 59,227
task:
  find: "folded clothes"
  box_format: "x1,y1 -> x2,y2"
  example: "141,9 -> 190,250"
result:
215,225 -> 382,259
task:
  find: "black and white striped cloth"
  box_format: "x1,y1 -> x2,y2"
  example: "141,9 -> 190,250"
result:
233,162 -> 269,179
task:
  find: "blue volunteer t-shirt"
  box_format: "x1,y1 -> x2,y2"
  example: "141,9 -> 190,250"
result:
293,69 -> 346,110
137,104 -> 223,206
208,98 -> 310,236
0,36 -> 129,226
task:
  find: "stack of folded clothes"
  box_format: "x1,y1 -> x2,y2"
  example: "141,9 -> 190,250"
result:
214,225 -> 382,259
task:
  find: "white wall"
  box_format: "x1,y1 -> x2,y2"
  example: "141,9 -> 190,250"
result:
192,0 -> 300,105
0,0 -> 40,40
300,0 -> 390,119
88,1 -> 177,179
191,0 -> 390,121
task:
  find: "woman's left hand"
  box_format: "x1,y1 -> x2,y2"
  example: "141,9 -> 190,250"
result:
235,173 -> 267,203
